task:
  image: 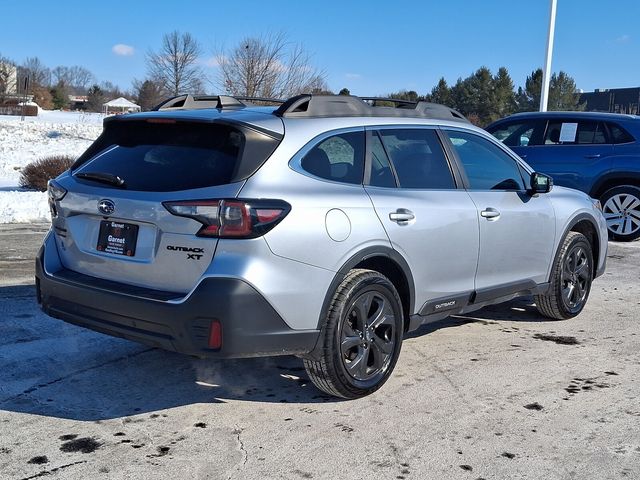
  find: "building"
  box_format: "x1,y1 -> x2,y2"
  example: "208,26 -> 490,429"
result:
580,87 -> 640,115
0,61 -> 18,95
68,95 -> 88,110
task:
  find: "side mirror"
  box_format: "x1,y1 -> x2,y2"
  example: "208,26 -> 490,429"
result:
530,172 -> 553,194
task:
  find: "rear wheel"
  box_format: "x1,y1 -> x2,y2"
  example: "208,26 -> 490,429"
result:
535,231 -> 593,320
600,185 -> 640,241
304,269 -> 403,399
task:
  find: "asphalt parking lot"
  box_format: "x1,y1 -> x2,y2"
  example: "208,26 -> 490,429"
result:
0,224 -> 639,480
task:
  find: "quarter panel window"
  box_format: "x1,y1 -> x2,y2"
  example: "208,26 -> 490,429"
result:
607,123 -> 635,144
300,131 -> 365,184
378,129 -> 455,189
446,130 -> 526,191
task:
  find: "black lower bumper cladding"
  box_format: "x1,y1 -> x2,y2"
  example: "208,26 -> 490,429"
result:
35,248 -> 318,359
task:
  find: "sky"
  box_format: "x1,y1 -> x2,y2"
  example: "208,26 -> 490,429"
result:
1,0 -> 639,96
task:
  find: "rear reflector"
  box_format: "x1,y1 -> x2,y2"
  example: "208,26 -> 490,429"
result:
208,320 -> 222,349
163,198 -> 290,239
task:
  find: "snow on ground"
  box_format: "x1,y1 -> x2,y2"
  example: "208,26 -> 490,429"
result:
0,190 -> 52,223
0,110 -> 104,223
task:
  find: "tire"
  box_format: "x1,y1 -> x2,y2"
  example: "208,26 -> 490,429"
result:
304,269 -> 404,399
600,185 -> 640,242
535,231 -> 594,320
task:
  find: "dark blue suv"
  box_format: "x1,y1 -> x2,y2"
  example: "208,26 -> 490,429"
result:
487,111 -> 640,241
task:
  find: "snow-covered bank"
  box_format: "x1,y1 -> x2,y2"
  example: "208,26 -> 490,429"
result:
0,110 -> 104,223
0,190 -> 49,223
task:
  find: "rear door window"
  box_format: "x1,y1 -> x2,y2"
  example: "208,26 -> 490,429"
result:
544,120 -> 608,145
487,120 -> 544,147
369,133 -> 397,188
378,128 -> 455,189
73,121 -> 279,192
300,131 -> 364,185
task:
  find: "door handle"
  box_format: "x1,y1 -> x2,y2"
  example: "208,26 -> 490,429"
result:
584,154 -> 601,159
480,208 -> 501,220
389,209 -> 415,224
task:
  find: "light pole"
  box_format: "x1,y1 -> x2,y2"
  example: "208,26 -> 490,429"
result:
540,0 -> 558,112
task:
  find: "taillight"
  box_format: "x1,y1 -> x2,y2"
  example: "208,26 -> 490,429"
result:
47,180 -> 67,218
163,199 -> 290,239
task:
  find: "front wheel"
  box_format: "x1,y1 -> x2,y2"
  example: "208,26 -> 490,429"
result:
304,269 -> 404,399
601,185 -> 640,241
535,231 -> 593,320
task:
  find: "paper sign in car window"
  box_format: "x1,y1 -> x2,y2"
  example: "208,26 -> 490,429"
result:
559,123 -> 578,143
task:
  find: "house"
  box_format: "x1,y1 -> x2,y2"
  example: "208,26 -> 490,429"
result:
68,95 -> 89,110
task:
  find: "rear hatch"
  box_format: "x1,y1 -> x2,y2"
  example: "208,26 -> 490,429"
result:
50,113 -> 282,293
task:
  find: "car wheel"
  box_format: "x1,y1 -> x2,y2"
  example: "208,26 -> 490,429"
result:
535,231 -> 593,320
304,269 -> 404,399
600,185 -> 640,241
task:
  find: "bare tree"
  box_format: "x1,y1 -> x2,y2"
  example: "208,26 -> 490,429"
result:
217,32 -> 326,99
146,31 -> 204,96
100,81 -> 123,99
68,66 -> 94,91
51,66 -> 70,86
22,57 -> 51,87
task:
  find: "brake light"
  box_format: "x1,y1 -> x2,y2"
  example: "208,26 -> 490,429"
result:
163,199 -> 290,239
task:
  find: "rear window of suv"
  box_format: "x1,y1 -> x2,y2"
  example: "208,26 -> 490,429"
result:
73,120 -> 280,192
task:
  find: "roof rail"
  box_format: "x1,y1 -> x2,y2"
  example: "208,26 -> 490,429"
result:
233,96 -> 286,105
273,94 -> 469,122
152,94 -> 245,111
359,97 -> 417,106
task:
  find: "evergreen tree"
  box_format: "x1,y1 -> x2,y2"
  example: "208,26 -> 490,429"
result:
516,69 -> 583,112
133,79 -> 166,111
449,77 -> 468,113
449,67 -> 496,125
493,67 -> 517,119
86,84 -> 105,112
338,87 -> 350,96
388,90 -> 419,102
50,82 -> 68,110
548,71 -> 584,111
516,69 -> 543,112
428,77 -> 452,106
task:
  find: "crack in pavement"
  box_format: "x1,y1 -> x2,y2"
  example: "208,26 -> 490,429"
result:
0,348 -> 154,405
227,424 -> 248,480
19,460 -> 87,480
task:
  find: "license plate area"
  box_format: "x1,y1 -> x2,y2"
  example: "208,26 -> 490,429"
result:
97,220 -> 138,256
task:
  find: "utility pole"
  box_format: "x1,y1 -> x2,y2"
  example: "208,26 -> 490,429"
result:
540,0 -> 558,112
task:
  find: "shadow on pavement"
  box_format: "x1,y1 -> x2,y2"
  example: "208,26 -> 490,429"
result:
0,285 -> 342,422
405,295 -> 553,339
1,286 -> 550,421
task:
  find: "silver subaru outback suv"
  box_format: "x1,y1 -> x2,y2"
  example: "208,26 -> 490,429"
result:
37,94 -> 608,399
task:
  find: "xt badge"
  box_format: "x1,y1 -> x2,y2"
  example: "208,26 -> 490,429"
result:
167,245 -> 204,260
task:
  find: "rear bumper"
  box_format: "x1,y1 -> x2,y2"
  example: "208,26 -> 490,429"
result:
35,244 -> 319,359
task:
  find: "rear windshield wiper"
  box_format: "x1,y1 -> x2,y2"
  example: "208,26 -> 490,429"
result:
75,171 -> 126,188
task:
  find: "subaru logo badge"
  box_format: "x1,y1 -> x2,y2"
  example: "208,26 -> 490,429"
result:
98,199 -> 115,216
